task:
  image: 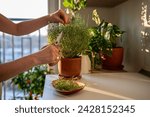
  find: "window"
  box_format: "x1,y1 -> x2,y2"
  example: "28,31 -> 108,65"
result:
0,0 -> 49,100
0,0 -> 48,18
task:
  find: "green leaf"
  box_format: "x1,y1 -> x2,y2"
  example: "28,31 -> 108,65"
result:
63,0 -> 73,8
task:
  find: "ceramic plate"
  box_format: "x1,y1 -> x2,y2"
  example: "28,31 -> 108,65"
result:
51,79 -> 85,95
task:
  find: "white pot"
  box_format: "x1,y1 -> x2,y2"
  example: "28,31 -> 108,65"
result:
48,64 -> 58,74
81,55 -> 91,74
0,83 -> 1,99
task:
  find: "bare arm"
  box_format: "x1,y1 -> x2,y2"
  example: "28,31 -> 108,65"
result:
0,9 -> 69,82
0,54 -> 36,82
0,45 -> 60,82
0,9 -> 69,36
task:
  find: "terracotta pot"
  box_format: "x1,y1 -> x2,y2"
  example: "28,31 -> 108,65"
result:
102,47 -> 124,70
58,57 -> 81,78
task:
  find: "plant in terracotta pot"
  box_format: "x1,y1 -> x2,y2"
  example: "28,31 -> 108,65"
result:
89,9 -> 125,70
48,0 -> 90,78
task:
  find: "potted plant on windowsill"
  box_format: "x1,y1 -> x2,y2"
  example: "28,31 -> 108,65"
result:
48,0 -> 90,78
89,10 -> 125,70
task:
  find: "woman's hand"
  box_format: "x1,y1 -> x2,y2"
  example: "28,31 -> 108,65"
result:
49,9 -> 70,25
33,44 -> 61,66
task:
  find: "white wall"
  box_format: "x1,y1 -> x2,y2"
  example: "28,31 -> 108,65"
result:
114,0 -> 150,72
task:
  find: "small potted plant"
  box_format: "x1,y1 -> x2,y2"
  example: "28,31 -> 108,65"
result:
48,0 -> 90,78
89,9 -> 125,70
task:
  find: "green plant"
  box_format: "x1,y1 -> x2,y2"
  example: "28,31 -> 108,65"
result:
63,0 -> 87,13
12,65 -> 52,100
48,0 -> 90,58
89,9 -> 125,56
48,16 -> 90,58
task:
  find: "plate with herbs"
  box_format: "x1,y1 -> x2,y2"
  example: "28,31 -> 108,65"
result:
52,79 -> 85,95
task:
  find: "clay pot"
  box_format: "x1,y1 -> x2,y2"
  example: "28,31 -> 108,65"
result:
102,47 -> 124,70
58,57 -> 81,78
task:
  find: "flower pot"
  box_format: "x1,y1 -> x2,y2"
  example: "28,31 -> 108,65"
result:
102,47 -> 124,70
58,57 -> 81,78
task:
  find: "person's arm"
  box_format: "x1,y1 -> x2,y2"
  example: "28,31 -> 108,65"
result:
0,9 -> 69,36
0,54 -> 36,82
0,45 -> 60,82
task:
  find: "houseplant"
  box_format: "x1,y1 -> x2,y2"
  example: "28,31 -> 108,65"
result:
12,65 -> 52,100
48,0 -> 90,78
89,9 -> 125,70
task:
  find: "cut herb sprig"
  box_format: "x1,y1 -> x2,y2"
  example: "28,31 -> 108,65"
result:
52,79 -> 81,91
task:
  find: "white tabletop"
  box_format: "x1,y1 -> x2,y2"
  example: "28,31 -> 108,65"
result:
42,72 -> 150,100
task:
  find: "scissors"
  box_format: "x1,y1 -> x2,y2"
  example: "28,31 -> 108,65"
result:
55,32 -> 63,45
55,32 -> 64,58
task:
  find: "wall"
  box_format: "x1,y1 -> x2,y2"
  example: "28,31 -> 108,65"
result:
114,0 -> 150,72
79,7 -> 115,26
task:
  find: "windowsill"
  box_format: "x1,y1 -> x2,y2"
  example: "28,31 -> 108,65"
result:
42,72 -> 150,100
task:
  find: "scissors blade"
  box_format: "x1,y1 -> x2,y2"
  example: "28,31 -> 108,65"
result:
56,32 -> 63,45
55,32 -> 64,58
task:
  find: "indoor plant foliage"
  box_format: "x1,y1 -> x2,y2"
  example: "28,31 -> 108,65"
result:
48,15 -> 90,58
89,10 -> 125,70
89,9 -> 125,56
12,65 -> 52,100
48,0 -> 90,77
63,0 -> 87,16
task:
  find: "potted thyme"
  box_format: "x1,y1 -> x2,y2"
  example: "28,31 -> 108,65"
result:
48,0 -> 90,78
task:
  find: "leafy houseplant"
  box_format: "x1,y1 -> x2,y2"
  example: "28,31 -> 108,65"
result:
48,0 -> 90,78
89,10 -> 125,70
12,65 -> 52,100
63,0 -> 87,15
